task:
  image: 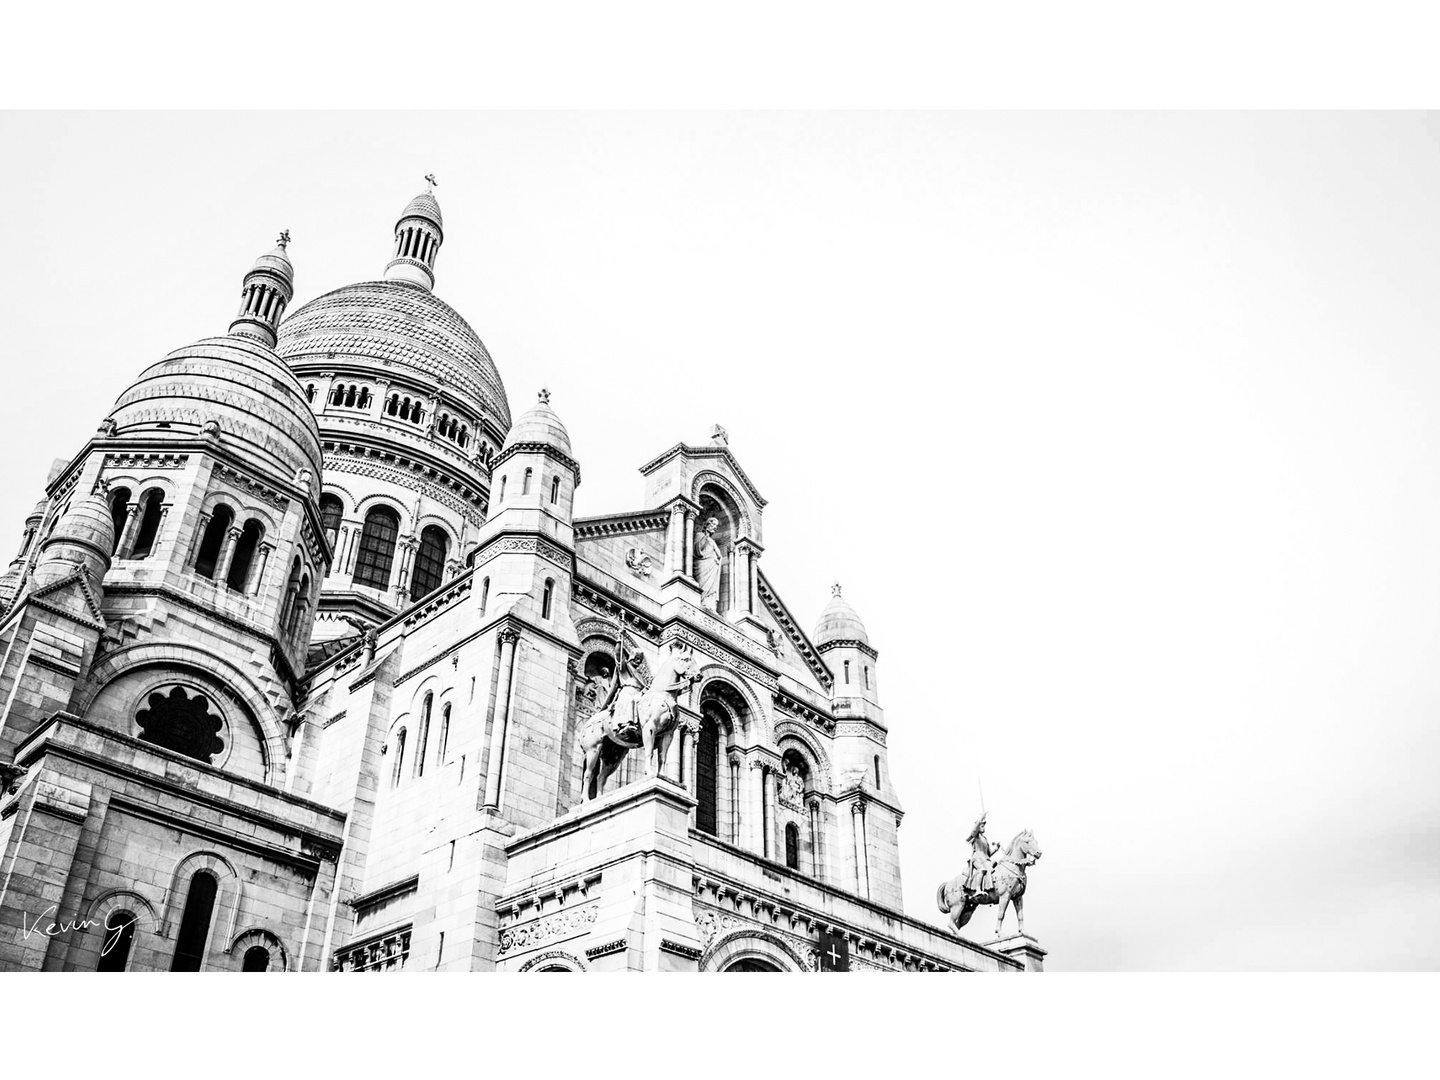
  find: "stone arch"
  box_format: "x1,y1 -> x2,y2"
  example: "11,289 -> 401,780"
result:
702,927 -> 807,972
228,927 -> 288,971
163,851 -> 243,968
82,889 -> 161,972
77,644 -> 289,782
691,470 -> 753,537
518,948 -> 589,972
321,481 -> 359,514
693,666 -> 769,743
773,721 -> 832,789
355,492 -> 410,531
415,514 -> 459,549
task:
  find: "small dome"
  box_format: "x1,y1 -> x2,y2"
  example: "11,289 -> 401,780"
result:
503,389 -> 572,458
25,496 -> 49,524
400,190 -> 443,230
109,335 -> 323,499
30,489 -> 115,587
814,583 -> 869,647
251,239 -> 293,278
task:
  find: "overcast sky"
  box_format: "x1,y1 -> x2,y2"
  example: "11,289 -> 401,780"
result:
2,112 -> 1436,969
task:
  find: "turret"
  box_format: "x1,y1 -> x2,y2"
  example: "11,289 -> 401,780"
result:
384,176 -> 444,290
229,232 -> 295,348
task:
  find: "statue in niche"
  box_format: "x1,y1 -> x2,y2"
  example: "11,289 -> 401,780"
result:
781,761 -> 806,806
694,516 -> 724,611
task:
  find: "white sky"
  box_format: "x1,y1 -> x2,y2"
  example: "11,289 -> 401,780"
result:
1,111 -> 1436,970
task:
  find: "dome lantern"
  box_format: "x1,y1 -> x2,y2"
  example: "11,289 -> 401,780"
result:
384,175 -> 444,290
229,231 -> 295,348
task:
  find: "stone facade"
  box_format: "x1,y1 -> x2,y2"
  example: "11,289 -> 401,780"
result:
0,185 -> 1045,972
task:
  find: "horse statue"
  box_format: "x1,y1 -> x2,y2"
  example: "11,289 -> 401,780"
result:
579,641 -> 699,801
937,828 -> 1042,938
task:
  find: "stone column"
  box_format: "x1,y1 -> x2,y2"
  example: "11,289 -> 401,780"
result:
851,800 -> 871,899
665,503 -> 684,578
186,512 -> 212,568
214,526 -> 242,584
728,754 -> 742,845
250,541 -> 273,596
481,628 -> 520,811
329,524 -> 348,577
115,501 -> 143,559
683,510 -> 695,578
808,799 -> 822,879
154,503 -> 171,556
392,537 -> 417,603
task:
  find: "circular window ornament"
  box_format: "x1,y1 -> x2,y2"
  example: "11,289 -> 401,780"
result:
135,685 -> 226,764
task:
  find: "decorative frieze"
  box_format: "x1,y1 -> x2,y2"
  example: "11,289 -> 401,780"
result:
333,926 -> 411,972
102,452 -> 190,472
213,462 -> 291,511
472,534 -> 573,573
497,902 -> 600,955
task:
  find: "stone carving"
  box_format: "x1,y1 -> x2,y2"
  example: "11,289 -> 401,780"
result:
579,641 -> 700,800
937,821 -> 1042,938
693,516 -> 724,611
0,762 -> 28,796
625,546 -> 653,578
779,761 -> 805,810
497,902 -> 599,955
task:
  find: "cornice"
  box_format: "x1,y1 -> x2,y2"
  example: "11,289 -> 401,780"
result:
573,509 -> 669,539
490,440 -> 582,486
754,571 -> 833,691
816,637 -> 879,660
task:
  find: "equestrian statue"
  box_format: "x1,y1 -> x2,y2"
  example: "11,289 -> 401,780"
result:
579,639 -> 700,801
937,812 -> 1042,938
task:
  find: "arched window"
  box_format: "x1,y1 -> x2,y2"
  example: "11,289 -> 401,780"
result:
541,578 -> 554,620
319,495 -> 343,574
550,476 -> 560,504
242,946 -> 270,972
97,910 -> 137,971
108,486 -> 132,553
480,577 -> 490,617
874,755 -> 881,788
413,404 -> 424,425
414,693 -> 432,779
785,823 -> 800,870
391,728 -> 407,789
522,468 -> 532,495
410,525 -> 449,602
864,666 -> 870,690
345,385 -> 357,408
286,574 -> 311,636
353,506 -> 400,590
357,387 -> 370,409
498,476 -> 506,503
131,490 -> 164,559
695,714 -> 721,836
401,396 -> 412,421
305,383 -> 316,403
279,557 -> 302,628
193,505 -> 234,579
437,702 -> 451,765
330,384 -> 345,406
459,427 -> 468,448
387,394 -> 399,416
843,660 -> 851,684
170,871 -> 218,971
226,519 -> 263,591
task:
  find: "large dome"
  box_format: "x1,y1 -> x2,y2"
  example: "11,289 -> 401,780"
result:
276,280 -> 511,431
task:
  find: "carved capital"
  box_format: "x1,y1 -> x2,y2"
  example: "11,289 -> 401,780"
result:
851,799 -> 868,816
498,627 -> 520,646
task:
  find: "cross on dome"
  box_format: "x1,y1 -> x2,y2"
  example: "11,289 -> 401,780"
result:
832,582 -> 842,598
425,173 -> 438,192
538,387 -> 551,405
709,423 -> 729,446
277,229 -> 290,248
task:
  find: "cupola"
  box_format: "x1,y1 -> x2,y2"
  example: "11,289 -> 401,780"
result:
229,232 -> 295,348
30,485 -> 115,588
384,175 -> 444,290
814,582 -> 869,647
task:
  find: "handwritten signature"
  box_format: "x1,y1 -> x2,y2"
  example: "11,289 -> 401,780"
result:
21,905 -> 133,956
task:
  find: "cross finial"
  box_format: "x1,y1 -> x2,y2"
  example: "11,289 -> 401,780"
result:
538,387 -> 551,405
424,173 -> 438,192
832,582 -> 842,598
277,229 -> 290,248
710,423 -> 729,446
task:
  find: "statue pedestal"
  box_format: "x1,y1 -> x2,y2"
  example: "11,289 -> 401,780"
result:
500,776 -> 704,971
988,932 -> 1047,972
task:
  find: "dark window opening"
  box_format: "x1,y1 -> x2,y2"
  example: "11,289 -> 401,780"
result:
550,476 -> 560,504
226,519 -> 263,591
785,823 -> 800,870
437,703 -> 451,764
541,578 -> 554,620
353,507 -> 399,590
410,525 -> 449,602
874,755 -> 881,789
696,714 -> 720,836
391,728 -> 407,788
415,694 -> 432,779
170,872 -> 218,971
242,945 -> 270,972
131,490 -> 164,559
97,911 -> 137,972
108,486 -> 132,554
193,505 -> 234,579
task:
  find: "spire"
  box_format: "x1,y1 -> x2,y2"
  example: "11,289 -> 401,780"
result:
384,176 -> 445,290
229,231 -> 295,348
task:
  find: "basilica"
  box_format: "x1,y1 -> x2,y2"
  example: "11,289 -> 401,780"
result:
0,183 -> 1045,972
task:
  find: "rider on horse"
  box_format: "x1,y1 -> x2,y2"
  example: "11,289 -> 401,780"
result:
597,652 -> 646,742
964,812 -> 998,898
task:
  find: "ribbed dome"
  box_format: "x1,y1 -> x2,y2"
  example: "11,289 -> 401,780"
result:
504,389 -> 571,457
400,191 -> 443,230
48,490 -> 115,554
108,335 -> 323,498
277,280 -> 511,430
814,584 -> 869,647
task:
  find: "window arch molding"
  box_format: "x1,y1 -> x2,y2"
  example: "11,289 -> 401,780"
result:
701,928 -> 807,972
84,889 -> 160,971
162,851 -> 242,963
352,494 -> 409,533
76,650 -> 287,783
228,927 -> 288,972
689,470 -> 754,538
518,949 -> 589,972
773,724 -> 832,790
692,667 -> 769,743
